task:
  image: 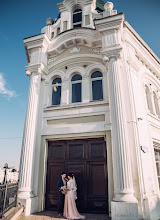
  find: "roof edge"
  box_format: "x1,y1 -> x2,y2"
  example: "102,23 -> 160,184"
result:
124,21 -> 160,65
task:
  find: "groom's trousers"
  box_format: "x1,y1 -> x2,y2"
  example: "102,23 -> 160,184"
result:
58,194 -> 65,214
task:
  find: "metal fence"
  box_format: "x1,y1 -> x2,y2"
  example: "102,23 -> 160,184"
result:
0,182 -> 18,218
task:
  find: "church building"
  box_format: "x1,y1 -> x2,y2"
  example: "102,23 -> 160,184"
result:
18,1 -> 160,219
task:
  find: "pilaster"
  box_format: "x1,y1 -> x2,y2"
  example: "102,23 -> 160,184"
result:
150,86 -> 157,116
61,78 -> 69,105
82,75 -> 90,103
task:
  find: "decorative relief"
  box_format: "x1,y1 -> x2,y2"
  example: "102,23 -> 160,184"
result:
89,48 -> 101,54
48,57 -> 57,65
26,70 -> 31,76
70,47 -> 81,53
102,47 -> 122,62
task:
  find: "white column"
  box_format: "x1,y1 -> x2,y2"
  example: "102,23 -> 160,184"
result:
18,70 -> 41,199
107,55 -> 137,202
105,54 -> 139,219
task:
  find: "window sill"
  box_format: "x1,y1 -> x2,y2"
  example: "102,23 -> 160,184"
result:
44,100 -> 108,112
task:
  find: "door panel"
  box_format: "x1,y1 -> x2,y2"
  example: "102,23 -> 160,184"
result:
46,138 -> 108,213
66,162 -> 86,212
87,162 -> 108,213
46,162 -> 64,210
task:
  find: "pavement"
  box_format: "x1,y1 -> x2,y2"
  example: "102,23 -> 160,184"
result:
17,211 -> 111,220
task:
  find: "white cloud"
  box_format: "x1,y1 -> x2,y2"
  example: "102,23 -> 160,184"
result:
0,73 -> 16,98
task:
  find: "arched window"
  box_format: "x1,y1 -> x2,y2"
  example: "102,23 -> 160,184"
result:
57,27 -> 60,35
73,9 -> 82,28
145,85 -> 153,113
71,74 -> 82,103
52,77 -> 62,105
91,71 -> 103,101
153,92 -> 160,117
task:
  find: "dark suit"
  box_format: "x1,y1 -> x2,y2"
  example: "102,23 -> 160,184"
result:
58,178 -> 66,214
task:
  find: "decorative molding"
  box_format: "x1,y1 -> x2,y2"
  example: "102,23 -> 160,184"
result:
85,63 -> 107,77
70,47 -> 81,53
127,57 -> 140,73
41,74 -> 47,81
89,48 -> 101,54
48,54 -> 102,70
26,70 -> 31,76
136,51 -> 160,80
102,47 -> 122,63
25,63 -> 48,77
48,57 -> 57,65
95,13 -> 124,33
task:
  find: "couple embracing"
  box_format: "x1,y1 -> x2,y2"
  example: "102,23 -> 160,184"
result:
58,172 -> 85,219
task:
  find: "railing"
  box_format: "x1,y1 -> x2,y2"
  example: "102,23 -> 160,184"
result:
0,182 -> 18,218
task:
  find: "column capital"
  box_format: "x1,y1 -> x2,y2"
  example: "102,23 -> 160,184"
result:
102,47 -> 122,64
25,63 -> 48,78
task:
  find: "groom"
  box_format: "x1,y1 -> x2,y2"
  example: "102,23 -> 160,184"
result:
57,172 -> 67,217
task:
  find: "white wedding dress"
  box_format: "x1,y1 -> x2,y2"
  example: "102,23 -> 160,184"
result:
63,179 -> 85,219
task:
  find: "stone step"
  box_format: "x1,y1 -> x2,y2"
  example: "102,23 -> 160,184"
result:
2,207 -> 23,220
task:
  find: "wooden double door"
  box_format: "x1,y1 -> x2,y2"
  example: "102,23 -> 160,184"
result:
46,138 -> 108,214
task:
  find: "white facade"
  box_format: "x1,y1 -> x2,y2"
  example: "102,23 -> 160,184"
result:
0,167 -> 19,184
18,1 -> 160,219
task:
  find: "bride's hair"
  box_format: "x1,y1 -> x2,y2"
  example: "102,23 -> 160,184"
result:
68,173 -> 73,178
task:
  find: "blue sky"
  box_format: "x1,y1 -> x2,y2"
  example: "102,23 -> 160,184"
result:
0,0 -> 160,169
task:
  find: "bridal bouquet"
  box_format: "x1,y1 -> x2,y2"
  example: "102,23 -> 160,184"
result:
60,186 -> 67,192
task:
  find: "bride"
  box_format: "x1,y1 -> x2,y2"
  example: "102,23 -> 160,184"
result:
63,173 -> 85,219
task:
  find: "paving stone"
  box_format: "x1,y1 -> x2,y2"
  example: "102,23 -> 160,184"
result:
17,211 -> 111,220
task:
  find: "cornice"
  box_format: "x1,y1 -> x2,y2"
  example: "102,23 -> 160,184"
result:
124,21 -> 160,65
24,34 -> 50,52
136,50 -> 160,80
24,34 -> 50,65
94,13 -> 124,33
124,21 -> 160,80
